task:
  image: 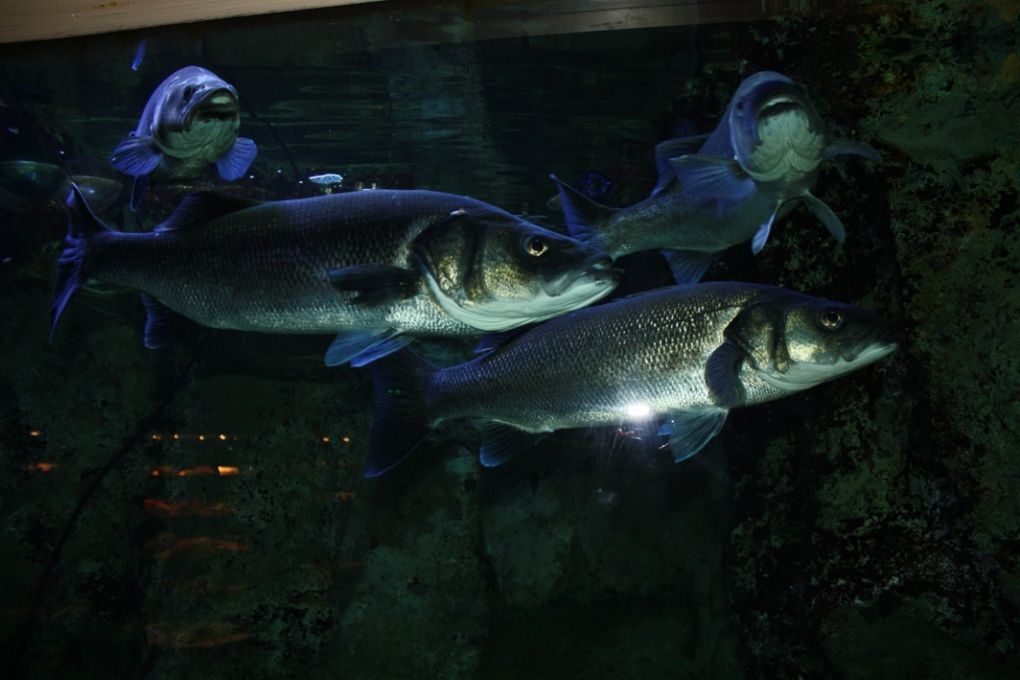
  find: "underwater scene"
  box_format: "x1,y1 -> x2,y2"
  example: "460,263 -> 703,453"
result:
1,0 -> 1018,677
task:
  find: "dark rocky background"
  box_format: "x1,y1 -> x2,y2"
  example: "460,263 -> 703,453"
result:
1,1 -> 1017,677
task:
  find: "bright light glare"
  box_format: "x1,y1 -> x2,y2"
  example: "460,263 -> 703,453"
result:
625,402 -> 652,420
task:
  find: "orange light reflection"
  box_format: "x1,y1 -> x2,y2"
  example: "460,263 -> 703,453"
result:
152,536 -> 249,560
143,499 -> 235,518
146,621 -> 250,649
177,465 -> 216,477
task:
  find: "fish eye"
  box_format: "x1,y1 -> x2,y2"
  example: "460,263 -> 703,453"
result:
183,85 -> 196,100
819,308 -> 844,330
525,237 -> 549,257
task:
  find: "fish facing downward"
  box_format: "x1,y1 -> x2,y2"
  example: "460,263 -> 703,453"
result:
553,71 -> 880,284
365,282 -> 897,476
110,66 -> 258,209
50,186 -> 617,367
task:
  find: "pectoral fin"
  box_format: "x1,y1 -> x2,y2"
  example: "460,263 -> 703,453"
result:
705,340 -> 747,407
661,249 -> 715,284
216,137 -> 258,181
111,134 -> 162,177
800,192 -> 846,243
129,174 -> 150,211
658,408 -> 728,463
325,329 -> 413,367
751,208 -> 779,255
824,138 -> 881,162
328,265 -> 419,306
669,155 -> 756,203
478,422 -> 548,468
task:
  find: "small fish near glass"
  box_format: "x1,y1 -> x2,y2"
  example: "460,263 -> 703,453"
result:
110,65 -> 258,210
553,71 -> 880,284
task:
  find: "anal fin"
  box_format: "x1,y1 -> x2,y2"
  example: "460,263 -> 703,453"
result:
658,408 -> 728,463
478,422 -> 548,468
661,249 -> 715,284
325,329 -> 412,367
141,294 -> 193,349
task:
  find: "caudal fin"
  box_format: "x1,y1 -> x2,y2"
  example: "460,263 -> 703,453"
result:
50,184 -> 111,340
366,348 -> 437,477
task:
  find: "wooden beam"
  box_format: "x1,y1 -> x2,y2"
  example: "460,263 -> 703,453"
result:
0,0 -> 809,45
0,0 -> 383,44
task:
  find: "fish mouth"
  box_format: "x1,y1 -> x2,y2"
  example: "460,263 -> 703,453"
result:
743,87 -> 823,182
842,326 -> 900,364
185,88 -> 239,128
754,84 -> 808,116
540,254 -> 617,297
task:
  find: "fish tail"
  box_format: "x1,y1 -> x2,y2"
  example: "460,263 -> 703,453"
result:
50,183 -> 113,340
365,348 -> 437,477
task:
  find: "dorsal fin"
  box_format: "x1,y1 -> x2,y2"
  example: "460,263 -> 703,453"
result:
653,134 -> 708,196
156,191 -> 261,233
548,174 -> 617,240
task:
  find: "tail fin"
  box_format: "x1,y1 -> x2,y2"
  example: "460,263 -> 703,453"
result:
366,348 -> 437,477
50,184 -> 112,340
549,174 -> 618,245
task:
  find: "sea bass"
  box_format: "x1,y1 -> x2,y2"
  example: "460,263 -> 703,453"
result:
554,71 -> 880,284
366,282 -> 896,476
111,66 -> 257,209
51,186 -> 616,366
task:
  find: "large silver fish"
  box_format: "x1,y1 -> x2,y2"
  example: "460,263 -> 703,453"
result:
365,282 -> 896,476
51,186 -> 617,366
110,66 -> 257,209
554,71 -> 880,283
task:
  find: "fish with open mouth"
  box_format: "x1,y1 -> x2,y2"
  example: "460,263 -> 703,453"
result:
553,71 -> 880,283
111,66 -> 257,209
51,186 -> 617,366
365,282 -> 897,476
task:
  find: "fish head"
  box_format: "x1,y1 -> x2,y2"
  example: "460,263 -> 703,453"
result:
152,67 -> 240,159
413,210 -> 618,331
728,289 -> 897,393
727,71 -> 827,190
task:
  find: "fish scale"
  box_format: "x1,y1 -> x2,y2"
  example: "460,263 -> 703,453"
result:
427,283 -> 787,431
54,183 -> 615,366
90,191 -> 493,336
367,281 -> 896,476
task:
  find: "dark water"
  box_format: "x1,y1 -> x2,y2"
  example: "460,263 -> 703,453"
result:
1,2 -> 1018,678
